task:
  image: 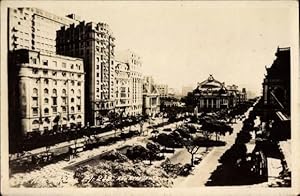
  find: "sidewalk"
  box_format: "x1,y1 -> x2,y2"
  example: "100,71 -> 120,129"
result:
11,117 -> 179,161
9,119 -> 187,187
173,119 -> 243,187
173,106 -> 253,187
10,123 -> 141,161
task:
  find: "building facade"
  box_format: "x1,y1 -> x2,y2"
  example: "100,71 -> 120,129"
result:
143,76 -> 160,116
8,7 -> 79,54
193,75 -> 229,110
115,50 -> 143,116
261,47 -> 290,139
56,21 -> 116,126
8,49 -> 85,136
193,75 -> 246,110
155,84 -> 169,98
114,60 -> 131,116
262,47 -> 290,115
226,85 -> 247,105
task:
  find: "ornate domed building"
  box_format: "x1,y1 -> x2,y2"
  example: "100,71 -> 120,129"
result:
192,75 -> 246,110
193,75 -> 229,110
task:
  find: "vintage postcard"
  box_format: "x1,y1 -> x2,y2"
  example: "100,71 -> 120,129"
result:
1,1 -> 299,195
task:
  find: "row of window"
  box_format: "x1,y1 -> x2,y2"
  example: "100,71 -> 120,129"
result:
33,69 -> 82,78
31,76 -> 82,87
32,96 -> 81,105
30,57 -> 82,70
32,105 -> 82,115
33,88 -> 81,96
31,115 -> 83,126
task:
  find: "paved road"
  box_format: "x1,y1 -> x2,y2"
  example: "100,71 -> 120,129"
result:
9,118 -> 185,187
10,119 -> 157,161
173,107 -> 252,187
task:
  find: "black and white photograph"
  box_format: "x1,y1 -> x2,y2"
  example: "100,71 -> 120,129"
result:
1,1 -> 299,195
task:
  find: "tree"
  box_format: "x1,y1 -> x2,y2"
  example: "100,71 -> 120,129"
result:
108,111 -> 120,137
175,127 -> 192,139
146,142 -> 160,164
201,119 -> 233,141
200,120 -> 214,140
156,133 -> 177,152
183,137 -> 204,166
126,145 -> 148,161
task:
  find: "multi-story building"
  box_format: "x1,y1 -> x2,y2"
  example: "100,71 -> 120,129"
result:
226,85 -> 247,105
262,47 -> 290,115
114,60 -> 131,116
227,84 -> 239,107
143,76 -> 160,116
8,49 -> 85,138
155,84 -> 168,98
7,7 -> 79,54
56,21 -> 116,126
192,75 -> 247,111
115,50 -> 143,116
261,47 -> 290,139
193,75 -> 229,110
241,88 -> 247,102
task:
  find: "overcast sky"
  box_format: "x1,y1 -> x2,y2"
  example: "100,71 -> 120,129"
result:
4,1 -> 298,96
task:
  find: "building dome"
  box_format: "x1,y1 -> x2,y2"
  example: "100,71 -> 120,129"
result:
196,75 -> 225,91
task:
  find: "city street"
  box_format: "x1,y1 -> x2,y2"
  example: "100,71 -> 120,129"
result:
173,108 -> 252,187
3,3 -> 294,193
9,118 -> 184,187
173,120 -> 243,187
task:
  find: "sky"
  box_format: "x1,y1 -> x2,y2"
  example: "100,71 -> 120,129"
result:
3,1 -> 298,97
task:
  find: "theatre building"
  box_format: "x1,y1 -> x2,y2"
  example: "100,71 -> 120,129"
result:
192,75 -> 246,110
8,49 -> 85,138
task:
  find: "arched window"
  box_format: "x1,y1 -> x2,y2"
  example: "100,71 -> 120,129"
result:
62,89 -> 66,95
44,98 -> 49,104
71,106 -> 75,113
52,89 -> 57,96
71,98 -> 74,103
44,108 -> 49,115
32,120 -> 39,130
71,89 -> 74,94
77,115 -> 82,120
44,78 -> 49,85
44,88 -> 49,95
33,88 -> 38,96
32,120 -> 39,125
